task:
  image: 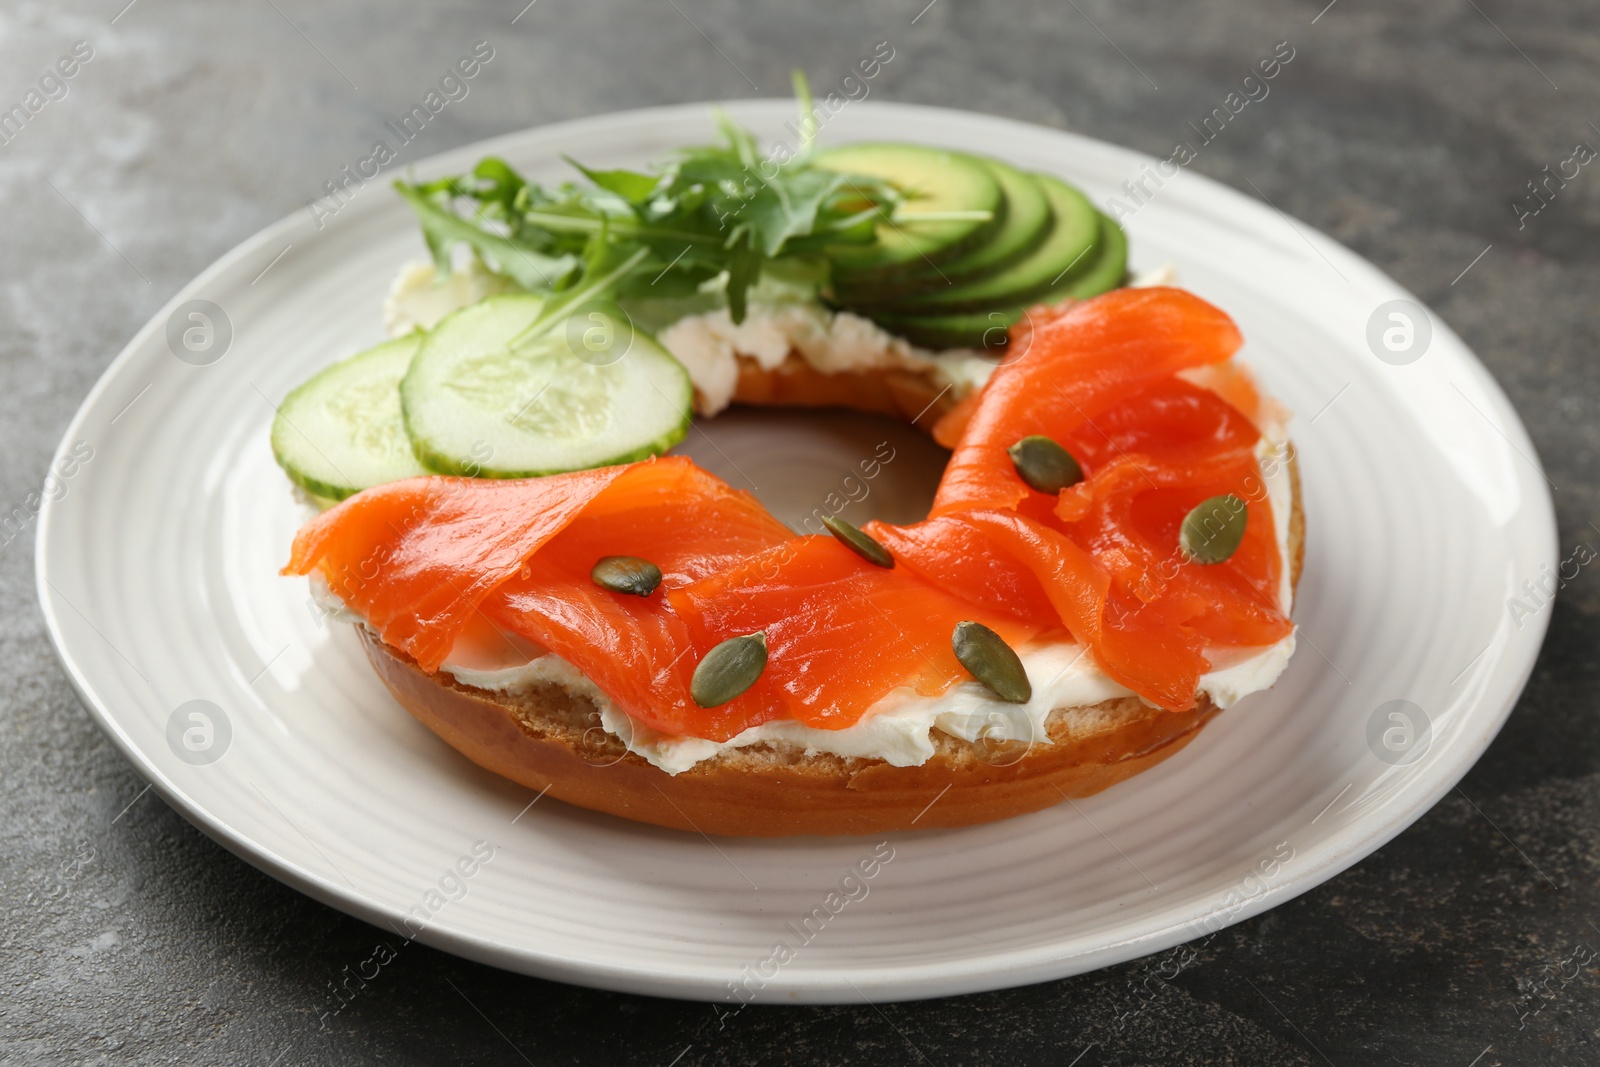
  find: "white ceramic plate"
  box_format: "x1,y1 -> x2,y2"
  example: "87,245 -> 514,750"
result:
37,101 -> 1556,1003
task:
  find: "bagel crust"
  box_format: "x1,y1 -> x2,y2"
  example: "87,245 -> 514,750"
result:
728,352 -> 961,425
361,627 -> 1223,836
351,351 -> 1305,837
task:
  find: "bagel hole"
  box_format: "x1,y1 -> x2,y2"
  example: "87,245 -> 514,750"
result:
670,407 -> 948,533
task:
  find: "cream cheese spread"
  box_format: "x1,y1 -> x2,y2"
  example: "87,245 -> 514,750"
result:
440,628 -> 1295,776
656,303 -> 994,416
385,254 -> 515,336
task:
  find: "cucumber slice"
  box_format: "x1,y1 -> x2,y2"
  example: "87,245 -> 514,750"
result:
852,174 -> 1103,315
401,293 -> 692,477
833,158 -> 1053,302
814,143 -> 1004,278
871,213 -> 1128,351
271,335 -> 430,500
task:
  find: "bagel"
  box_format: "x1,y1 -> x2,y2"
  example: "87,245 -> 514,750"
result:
350,351 -> 1305,837
287,127 -> 1300,838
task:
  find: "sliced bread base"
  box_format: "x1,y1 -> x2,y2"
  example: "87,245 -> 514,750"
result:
360,626 -> 1223,836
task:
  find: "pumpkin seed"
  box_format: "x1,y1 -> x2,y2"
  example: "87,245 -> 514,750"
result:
591,555 -> 663,596
1007,435 -> 1083,493
821,514 -> 894,568
691,631 -> 768,708
1179,494 -> 1248,564
951,621 -> 1032,704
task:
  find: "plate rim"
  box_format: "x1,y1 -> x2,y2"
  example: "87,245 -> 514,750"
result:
34,98 -> 1559,1002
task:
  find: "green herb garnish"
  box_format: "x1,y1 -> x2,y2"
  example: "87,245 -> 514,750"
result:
395,73 -> 905,328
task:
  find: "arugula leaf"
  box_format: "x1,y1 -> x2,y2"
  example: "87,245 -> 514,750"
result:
469,157 -> 526,217
713,109 -> 762,173
394,182 -> 579,291
791,69 -> 819,162
563,157 -> 662,206
513,240 -> 651,348
723,233 -> 763,325
741,168 -> 849,257
394,72 -> 901,324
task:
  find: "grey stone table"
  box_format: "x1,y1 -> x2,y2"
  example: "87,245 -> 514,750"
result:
3,1 -> 1595,1063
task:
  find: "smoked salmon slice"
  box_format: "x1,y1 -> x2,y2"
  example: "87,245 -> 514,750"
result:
1060,453 -> 1289,650
480,459 -> 794,740
284,465 -> 631,672
283,457 -> 790,680
871,289 -> 1290,710
871,510 -> 1213,710
668,536 -> 1041,729
933,287 -> 1244,517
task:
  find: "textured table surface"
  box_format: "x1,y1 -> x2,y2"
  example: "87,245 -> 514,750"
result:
4,1 -> 1597,1064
